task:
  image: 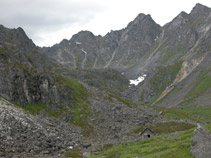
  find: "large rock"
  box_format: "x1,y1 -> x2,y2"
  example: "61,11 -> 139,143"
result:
191,125 -> 211,158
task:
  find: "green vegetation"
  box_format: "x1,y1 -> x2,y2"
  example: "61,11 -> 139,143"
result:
205,124 -> 211,131
0,47 -> 8,54
23,103 -> 47,115
22,75 -> 93,137
183,106 -> 211,123
102,144 -> 114,150
23,103 -> 68,118
89,127 -> 196,158
154,106 -> 211,123
154,107 -> 195,121
126,122 -> 195,136
187,68 -> 211,97
104,96 -> 114,102
160,45 -> 185,63
62,149 -> 82,158
149,62 -> 182,103
56,76 -> 92,137
1,60 -> 38,74
56,75 -> 89,100
88,124 -> 211,158
106,94 -> 137,107
181,69 -> 211,106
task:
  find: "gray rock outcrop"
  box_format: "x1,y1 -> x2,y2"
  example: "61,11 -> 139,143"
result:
191,126 -> 211,158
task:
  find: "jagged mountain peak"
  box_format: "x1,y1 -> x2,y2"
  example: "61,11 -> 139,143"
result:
72,30 -> 95,39
179,11 -> 189,17
127,13 -> 159,28
0,25 -> 35,50
166,11 -> 190,28
193,3 -> 210,11
136,13 -> 152,20
56,38 -> 70,47
70,30 -> 96,44
16,27 -> 26,33
42,3 -> 210,79
0,25 -> 28,40
190,3 -> 211,16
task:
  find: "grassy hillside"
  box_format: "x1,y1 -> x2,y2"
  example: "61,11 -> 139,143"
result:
155,106 -> 211,123
180,68 -> 211,106
56,75 -> 93,137
88,124 -> 211,158
23,75 -> 93,137
148,62 -> 182,104
125,122 -> 195,136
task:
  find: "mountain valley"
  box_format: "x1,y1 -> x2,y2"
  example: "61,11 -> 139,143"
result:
0,3 -> 211,158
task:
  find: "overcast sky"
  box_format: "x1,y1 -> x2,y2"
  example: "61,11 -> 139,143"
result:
0,0 -> 211,47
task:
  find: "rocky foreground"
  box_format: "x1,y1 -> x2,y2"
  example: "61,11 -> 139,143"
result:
0,85 -> 163,157
0,97 -> 82,158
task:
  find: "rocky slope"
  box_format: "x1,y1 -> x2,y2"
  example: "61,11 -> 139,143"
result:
0,97 -> 82,158
0,3 -> 211,158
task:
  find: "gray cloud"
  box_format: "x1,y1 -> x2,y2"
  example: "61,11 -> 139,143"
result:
0,0 -> 106,45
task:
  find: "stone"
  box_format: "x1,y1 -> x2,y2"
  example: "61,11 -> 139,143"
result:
159,111 -> 163,115
190,126 -> 211,158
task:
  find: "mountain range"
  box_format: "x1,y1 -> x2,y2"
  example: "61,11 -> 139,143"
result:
0,3 -> 211,158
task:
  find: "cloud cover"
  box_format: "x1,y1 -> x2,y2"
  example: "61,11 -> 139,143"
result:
0,0 -> 211,46
0,0 -> 105,46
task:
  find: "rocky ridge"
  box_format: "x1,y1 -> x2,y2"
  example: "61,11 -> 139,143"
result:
42,4 -> 211,107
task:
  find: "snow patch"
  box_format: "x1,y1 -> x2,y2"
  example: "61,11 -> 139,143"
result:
129,74 -> 147,86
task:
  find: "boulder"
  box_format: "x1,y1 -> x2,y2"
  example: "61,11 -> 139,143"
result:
190,125 -> 211,158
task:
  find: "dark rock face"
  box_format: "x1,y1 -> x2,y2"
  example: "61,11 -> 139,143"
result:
0,25 -> 73,108
0,25 -> 35,51
191,126 -> 211,158
0,54 -> 73,108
